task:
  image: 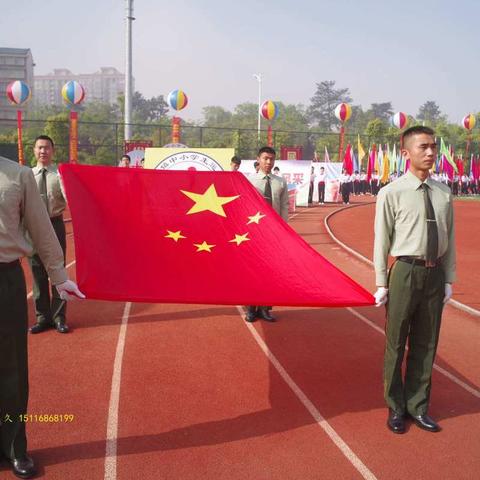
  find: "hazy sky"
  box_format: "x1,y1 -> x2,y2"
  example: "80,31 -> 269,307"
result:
3,0 -> 479,123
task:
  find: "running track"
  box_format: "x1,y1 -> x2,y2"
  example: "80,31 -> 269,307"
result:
1,199 -> 478,479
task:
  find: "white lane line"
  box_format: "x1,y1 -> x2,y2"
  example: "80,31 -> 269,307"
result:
237,306 -> 378,480
104,302 -> 132,480
323,205 -> 480,318
347,307 -> 480,399
26,259 -> 76,299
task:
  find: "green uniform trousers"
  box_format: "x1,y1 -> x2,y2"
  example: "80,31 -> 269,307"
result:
0,261 -> 28,459
384,259 -> 445,416
28,215 -> 66,325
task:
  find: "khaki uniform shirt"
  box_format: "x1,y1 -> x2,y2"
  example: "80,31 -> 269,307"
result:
249,171 -> 289,222
0,156 -> 67,284
32,165 -> 67,218
374,169 -> 456,286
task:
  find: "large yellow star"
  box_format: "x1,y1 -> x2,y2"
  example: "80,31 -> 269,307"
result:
181,184 -> 239,217
247,212 -> 266,225
193,241 -> 216,253
165,230 -> 186,242
229,233 -> 250,246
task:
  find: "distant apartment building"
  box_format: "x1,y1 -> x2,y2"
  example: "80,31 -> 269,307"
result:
34,67 -> 128,106
0,48 -> 35,120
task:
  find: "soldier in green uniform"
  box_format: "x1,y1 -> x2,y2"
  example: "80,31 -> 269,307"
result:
0,155 -> 84,478
373,126 -> 455,434
29,135 -> 69,334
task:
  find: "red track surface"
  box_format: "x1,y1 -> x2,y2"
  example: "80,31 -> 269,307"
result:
1,200 -> 479,479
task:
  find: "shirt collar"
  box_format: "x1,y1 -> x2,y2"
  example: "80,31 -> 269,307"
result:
32,164 -> 52,174
255,170 -> 271,179
405,169 -> 433,190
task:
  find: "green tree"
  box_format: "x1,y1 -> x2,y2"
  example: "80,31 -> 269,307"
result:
364,118 -> 388,144
367,102 -> 394,123
44,112 -> 70,164
417,101 -> 445,126
307,80 -> 352,131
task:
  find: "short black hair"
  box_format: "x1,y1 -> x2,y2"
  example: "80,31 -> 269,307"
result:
34,135 -> 54,148
402,125 -> 435,146
230,156 -> 241,165
257,146 -> 276,156
121,154 -> 131,161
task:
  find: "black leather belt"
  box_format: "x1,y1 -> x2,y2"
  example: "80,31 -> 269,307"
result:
397,256 -> 441,268
0,259 -> 20,271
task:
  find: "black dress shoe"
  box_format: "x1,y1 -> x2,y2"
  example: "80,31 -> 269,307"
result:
387,409 -> 405,434
245,306 -> 257,323
9,454 -> 36,479
257,307 -> 276,322
410,413 -> 441,432
55,321 -> 70,333
29,322 -> 52,334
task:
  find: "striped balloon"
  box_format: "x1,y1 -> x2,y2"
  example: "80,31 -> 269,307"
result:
462,113 -> 476,131
391,112 -> 409,129
62,81 -> 85,105
167,89 -> 188,111
261,100 -> 279,121
6,80 -> 31,105
334,103 -> 352,123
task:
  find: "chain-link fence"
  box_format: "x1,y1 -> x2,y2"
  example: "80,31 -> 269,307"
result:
0,117 -> 373,165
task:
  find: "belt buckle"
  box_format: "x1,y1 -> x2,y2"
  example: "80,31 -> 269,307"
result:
425,260 -> 436,268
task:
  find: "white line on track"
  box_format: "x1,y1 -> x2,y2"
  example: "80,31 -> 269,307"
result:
237,306 -> 378,480
104,302 -> 132,480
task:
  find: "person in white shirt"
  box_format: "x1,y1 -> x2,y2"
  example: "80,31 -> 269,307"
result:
317,167 -> 326,204
339,168 -> 352,204
359,170 -> 367,194
371,170 -> 380,196
308,166 -> 316,204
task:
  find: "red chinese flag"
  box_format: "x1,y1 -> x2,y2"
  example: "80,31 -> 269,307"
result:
60,165 -> 374,307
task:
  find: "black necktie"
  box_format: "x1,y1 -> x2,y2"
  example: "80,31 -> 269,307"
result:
421,183 -> 438,266
264,175 -> 272,206
39,168 -> 49,215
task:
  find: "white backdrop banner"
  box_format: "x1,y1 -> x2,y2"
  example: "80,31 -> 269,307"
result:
311,162 -> 343,203
239,160 -> 312,206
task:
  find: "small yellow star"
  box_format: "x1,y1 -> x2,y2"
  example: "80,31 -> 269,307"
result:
247,212 -> 266,225
181,184 -> 239,217
193,241 -> 216,253
165,230 -> 186,242
229,233 -> 250,246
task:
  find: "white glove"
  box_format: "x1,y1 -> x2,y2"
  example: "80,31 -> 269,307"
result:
56,279 -> 85,301
443,283 -> 453,304
374,287 -> 388,307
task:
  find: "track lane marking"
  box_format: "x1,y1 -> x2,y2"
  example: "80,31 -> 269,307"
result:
104,302 -> 131,480
237,306 -> 378,480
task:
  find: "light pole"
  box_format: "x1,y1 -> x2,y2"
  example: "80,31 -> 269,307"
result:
124,0 -> 135,141
253,73 -> 262,146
